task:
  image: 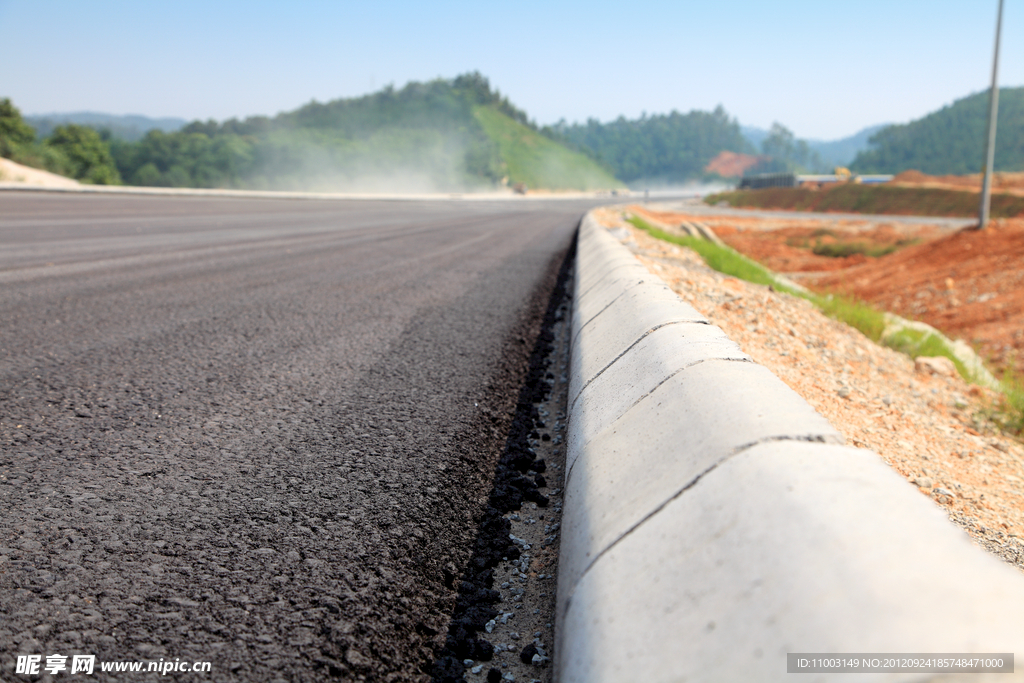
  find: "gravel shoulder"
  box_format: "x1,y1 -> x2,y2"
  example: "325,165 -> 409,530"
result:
592,206 -> 1024,571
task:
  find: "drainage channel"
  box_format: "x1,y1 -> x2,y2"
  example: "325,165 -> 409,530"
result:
431,259 -> 573,683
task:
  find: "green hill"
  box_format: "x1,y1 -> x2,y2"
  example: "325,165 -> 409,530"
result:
473,106 -> 617,190
104,73 -> 618,192
0,98 -> 122,184
547,106 -> 754,185
851,87 -> 1024,175
25,112 -> 187,142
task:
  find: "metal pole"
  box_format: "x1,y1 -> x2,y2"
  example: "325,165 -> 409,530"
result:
979,0 -> 1004,230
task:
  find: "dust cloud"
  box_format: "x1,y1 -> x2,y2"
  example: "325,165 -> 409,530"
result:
247,129 -> 496,194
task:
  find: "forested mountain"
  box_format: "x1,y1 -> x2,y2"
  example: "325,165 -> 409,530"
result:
809,125 -> 888,168
4,74 -> 617,191
26,113 -> 186,142
742,124 -> 887,169
548,106 -> 753,184
107,74 -> 616,191
0,99 -> 121,184
30,71 -> 997,190
851,87 -> 1024,175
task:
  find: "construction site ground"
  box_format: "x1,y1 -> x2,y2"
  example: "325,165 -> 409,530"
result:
631,205 -> 1024,378
889,170 -> 1024,197
594,205 -> 1024,573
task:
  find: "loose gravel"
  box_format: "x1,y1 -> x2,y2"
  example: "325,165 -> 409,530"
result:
430,250 -> 572,683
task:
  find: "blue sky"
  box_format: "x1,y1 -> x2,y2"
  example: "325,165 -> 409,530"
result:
1,0 -> 1020,140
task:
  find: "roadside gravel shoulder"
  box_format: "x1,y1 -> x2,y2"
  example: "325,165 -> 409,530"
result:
591,206 -> 1024,571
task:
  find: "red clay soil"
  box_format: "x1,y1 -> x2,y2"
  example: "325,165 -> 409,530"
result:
704,151 -> 764,178
631,205 -> 945,274
709,183 -> 1024,218
713,223 -> 942,274
637,206 -> 1024,377
891,170 -> 1024,196
811,219 -> 1024,376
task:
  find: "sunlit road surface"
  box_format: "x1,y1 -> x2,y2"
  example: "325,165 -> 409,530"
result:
0,191 -> 603,681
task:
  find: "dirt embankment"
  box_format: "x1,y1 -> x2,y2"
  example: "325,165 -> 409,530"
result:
633,205 -> 1024,378
811,220 -> 1024,375
597,205 -> 1024,571
704,151 -> 763,178
707,182 -> 1024,219
890,170 -> 1024,197
0,157 -> 80,188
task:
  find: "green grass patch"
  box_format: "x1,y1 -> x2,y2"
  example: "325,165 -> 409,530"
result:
807,293 -> 887,342
473,106 -> 619,190
626,216 -> 785,289
627,211 -> 1024,435
627,213 -> 963,375
788,233 -> 918,259
627,214 -> 889,343
999,371 -> 1024,435
810,241 -> 904,258
884,328 -> 970,379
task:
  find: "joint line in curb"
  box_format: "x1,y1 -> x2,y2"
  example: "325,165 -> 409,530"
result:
576,261 -> 647,302
567,355 -> 752,429
563,356 -> 755,485
569,319 -> 710,407
559,433 -> 843,619
571,276 -> 691,352
570,287 -> 638,352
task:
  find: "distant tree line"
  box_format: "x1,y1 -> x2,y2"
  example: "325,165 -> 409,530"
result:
104,75 -> 522,189
1,74 -> 541,190
2,74 -> 849,190
852,87 -> 1024,175
746,123 -> 824,174
0,98 -> 121,184
547,106 -> 752,183
25,113 -> 187,143
548,109 -> 826,184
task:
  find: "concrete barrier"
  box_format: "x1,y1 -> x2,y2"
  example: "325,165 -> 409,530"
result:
555,212 -> 1024,682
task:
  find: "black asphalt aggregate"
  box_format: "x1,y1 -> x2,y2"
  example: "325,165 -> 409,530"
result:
0,191 -> 599,681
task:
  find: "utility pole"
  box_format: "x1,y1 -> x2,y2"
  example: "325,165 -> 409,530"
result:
978,0 -> 1005,230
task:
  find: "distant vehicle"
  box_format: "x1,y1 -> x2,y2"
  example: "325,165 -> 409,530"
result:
739,171 -> 893,190
738,172 -> 797,190
513,183 -> 528,195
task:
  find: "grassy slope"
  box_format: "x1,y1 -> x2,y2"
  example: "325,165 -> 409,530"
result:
627,216 -> 946,373
57,75 -> 623,192
473,106 -> 619,190
626,214 -> 1024,434
706,183 -> 1024,218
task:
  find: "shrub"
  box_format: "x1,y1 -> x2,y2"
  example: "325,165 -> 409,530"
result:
46,125 -> 121,184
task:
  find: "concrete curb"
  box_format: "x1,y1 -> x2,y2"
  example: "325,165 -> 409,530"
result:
555,212 -> 1024,682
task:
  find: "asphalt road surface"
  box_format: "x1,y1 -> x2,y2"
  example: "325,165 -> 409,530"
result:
0,191 -> 598,681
